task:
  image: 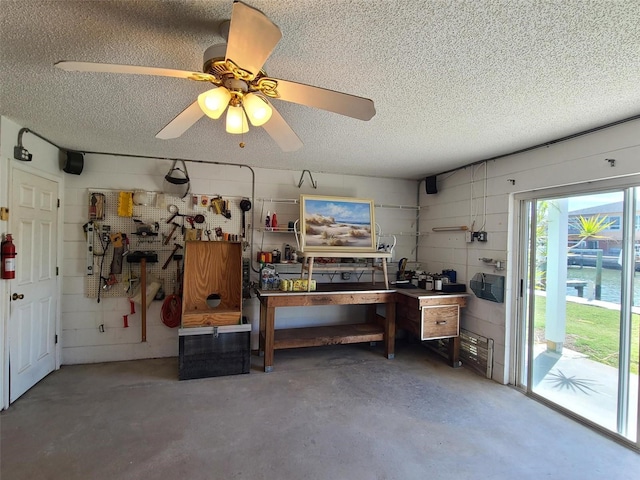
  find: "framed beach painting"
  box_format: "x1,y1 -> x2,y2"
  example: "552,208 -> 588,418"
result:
299,195 -> 376,253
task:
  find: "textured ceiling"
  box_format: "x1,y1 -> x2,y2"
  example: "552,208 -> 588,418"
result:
1,0 -> 639,180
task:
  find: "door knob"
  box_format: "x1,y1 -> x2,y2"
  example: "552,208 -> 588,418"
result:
12,293 -> 24,301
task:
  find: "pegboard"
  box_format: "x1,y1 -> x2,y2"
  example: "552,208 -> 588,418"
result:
84,189 -> 246,300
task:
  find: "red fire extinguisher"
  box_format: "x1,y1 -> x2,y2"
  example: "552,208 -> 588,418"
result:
1,233 -> 17,280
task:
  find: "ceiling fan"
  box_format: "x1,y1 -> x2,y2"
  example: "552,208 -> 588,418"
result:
54,1 -> 376,152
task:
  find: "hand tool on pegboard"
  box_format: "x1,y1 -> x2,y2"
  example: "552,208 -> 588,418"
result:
166,204 -> 185,223
162,244 -> 183,269
89,192 -> 105,220
240,198 -> 251,238
84,221 -> 95,275
109,232 -> 124,274
161,253 -> 183,328
164,221 -> 181,245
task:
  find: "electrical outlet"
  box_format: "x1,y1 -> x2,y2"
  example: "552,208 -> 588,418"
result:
465,231 -> 474,243
477,231 -> 488,242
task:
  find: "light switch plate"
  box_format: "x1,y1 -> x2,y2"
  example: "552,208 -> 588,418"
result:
0,207 -> 9,221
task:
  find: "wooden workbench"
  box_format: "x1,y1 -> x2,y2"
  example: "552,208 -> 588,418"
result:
257,283 -> 396,372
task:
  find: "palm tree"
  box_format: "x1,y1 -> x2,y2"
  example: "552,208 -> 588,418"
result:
569,214 -> 616,249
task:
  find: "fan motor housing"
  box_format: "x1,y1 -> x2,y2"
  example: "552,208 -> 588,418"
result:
203,43 -> 235,79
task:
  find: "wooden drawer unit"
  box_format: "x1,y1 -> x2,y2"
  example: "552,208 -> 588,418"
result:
396,290 -> 467,367
421,304 -> 459,340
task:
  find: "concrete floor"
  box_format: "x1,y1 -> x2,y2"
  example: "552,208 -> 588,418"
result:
1,341 -> 638,480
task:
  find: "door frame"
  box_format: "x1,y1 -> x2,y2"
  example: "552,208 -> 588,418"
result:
510,174 -> 640,385
2,161 -> 63,409
509,174 -> 640,448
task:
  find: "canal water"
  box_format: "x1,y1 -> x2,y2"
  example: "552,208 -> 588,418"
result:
566,265 -> 640,304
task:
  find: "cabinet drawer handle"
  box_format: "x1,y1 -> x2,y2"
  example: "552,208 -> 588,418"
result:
435,320 -> 447,325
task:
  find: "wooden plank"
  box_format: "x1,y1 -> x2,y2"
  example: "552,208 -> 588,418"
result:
418,296 -> 467,308
262,291 -> 396,308
273,324 -> 384,349
181,309 -> 242,327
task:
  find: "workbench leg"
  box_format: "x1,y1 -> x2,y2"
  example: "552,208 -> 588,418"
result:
259,301 -> 266,357
384,301 -> 396,359
448,336 -> 462,368
264,306 -> 275,372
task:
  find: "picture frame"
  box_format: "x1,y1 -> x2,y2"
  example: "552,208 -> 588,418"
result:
299,194 -> 376,253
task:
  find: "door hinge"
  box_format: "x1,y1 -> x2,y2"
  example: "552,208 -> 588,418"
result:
57,198 -> 60,208
56,266 -> 59,276
55,334 -> 58,344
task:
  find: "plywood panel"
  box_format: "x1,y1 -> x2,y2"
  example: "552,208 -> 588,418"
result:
181,241 -> 243,327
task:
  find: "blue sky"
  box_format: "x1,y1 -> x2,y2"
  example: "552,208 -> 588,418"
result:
568,192 -> 626,211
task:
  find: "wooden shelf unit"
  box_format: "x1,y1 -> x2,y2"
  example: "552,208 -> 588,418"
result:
269,323 -> 385,349
181,241 -> 243,327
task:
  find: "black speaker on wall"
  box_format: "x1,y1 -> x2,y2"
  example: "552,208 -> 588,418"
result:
425,175 -> 438,194
63,151 -> 84,175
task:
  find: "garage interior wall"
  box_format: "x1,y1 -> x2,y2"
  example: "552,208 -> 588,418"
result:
417,117 -> 640,384
47,127 -> 419,365
2,114 -> 639,403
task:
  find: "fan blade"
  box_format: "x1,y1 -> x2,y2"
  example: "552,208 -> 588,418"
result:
261,102 -> 303,152
55,61 -> 215,82
225,2 -> 282,77
270,78 -> 376,121
156,101 -> 205,139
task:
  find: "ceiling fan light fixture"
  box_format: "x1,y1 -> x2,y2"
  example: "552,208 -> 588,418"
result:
226,105 -> 249,134
197,87 -> 231,119
243,93 -> 272,126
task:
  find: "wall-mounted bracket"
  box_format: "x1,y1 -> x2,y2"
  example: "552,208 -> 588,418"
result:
479,257 -> 505,271
297,170 -> 317,189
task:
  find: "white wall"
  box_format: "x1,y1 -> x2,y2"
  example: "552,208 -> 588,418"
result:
0,116 -> 65,409
10,112 -> 638,385
418,118 -> 640,384
62,152 -> 419,364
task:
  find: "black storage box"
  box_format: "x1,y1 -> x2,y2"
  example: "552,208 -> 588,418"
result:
178,324 -> 251,380
441,282 -> 466,293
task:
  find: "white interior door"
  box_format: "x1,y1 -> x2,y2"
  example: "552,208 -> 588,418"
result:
9,168 -> 59,403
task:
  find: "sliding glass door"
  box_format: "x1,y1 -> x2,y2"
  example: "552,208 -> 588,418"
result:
517,186 -> 639,446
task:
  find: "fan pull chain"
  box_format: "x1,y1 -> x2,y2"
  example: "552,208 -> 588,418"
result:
239,105 -> 246,148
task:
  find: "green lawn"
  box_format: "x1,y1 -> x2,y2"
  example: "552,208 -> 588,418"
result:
534,296 -> 639,375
